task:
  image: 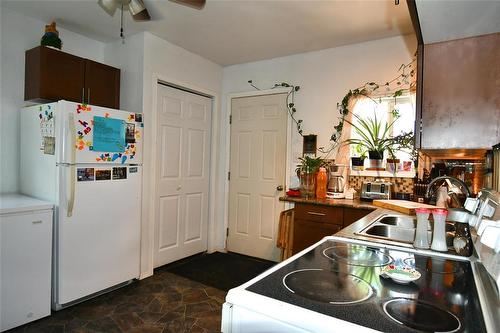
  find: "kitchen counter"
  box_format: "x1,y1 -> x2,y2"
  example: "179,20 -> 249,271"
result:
279,196 -> 375,210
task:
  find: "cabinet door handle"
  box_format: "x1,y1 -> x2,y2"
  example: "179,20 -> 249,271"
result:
81,88 -> 85,103
87,88 -> 91,105
307,212 -> 326,216
32,220 -> 43,224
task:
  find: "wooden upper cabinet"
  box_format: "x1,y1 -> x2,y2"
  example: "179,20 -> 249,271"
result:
25,46 -> 85,103
84,60 -> 120,109
421,33 -> 500,149
25,46 -> 120,109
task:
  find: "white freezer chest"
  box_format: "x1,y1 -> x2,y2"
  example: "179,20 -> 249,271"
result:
0,195 -> 53,332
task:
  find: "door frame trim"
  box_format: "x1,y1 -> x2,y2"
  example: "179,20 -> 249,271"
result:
146,73 -> 220,276
224,88 -> 292,250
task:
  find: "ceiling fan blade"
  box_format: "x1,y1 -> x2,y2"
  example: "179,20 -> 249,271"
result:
98,0 -> 119,16
170,0 -> 206,10
129,0 -> 151,21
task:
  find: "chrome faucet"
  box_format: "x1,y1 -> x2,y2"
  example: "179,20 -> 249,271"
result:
425,176 -> 471,207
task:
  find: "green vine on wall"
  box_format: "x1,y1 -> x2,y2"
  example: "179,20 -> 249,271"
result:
248,80 -> 303,136
318,57 -> 416,155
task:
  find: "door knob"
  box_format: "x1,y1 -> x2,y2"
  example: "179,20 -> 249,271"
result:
276,185 -> 284,191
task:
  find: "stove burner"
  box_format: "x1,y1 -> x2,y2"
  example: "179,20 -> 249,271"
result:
383,298 -> 461,332
283,269 -> 373,305
323,244 -> 393,267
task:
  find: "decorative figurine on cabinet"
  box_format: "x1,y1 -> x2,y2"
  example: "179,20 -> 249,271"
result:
40,21 -> 62,49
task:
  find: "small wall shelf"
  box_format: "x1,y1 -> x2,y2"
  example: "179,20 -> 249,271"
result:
350,169 -> 416,178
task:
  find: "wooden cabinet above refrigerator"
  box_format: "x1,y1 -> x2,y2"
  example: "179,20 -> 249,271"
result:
25,46 -> 120,109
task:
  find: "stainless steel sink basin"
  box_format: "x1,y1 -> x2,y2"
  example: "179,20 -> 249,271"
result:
355,214 -> 456,246
364,225 -> 415,243
377,216 -> 416,229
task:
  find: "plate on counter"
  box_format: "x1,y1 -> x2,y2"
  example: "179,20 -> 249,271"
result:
380,264 -> 421,284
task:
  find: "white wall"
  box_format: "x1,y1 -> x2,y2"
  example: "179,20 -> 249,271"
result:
140,32 -> 223,278
103,34 -> 144,113
0,7 -> 105,193
222,34 -> 417,163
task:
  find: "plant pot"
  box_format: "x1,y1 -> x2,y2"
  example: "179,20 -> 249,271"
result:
386,158 -> 401,173
368,150 -> 384,170
351,157 -> 365,171
300,172 -> 316,198
368,150 -> 383,160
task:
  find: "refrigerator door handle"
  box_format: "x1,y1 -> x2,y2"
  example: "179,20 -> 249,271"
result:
68,113 -> 76,165
67,113 -> 76,217
67,165 -> 76,217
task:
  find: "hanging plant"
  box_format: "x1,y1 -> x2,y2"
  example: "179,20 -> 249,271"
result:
248,80 -> 303,136
318,56 -> 416,155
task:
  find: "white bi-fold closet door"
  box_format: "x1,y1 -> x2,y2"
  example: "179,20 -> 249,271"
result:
154,84 -> 212,268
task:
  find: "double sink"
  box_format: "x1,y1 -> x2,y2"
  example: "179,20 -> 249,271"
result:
355,215 -> 456,245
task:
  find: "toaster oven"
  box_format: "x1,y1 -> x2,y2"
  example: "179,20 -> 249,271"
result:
360,180 -> 391,201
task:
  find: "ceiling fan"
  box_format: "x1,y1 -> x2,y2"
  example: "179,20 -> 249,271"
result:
97,0 -> 206,22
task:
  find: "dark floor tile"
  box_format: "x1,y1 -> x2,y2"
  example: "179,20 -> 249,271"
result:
113,302 -> 144,314
185,302 -> 213,317
111,313 -> 144,331
125,323 -> 165,333
73,303 -> 115,321
84,316 -> 122,333
193,311 -> 222,332
137,311 -> 164,324
183,289 -> 211,304
157,305 -> 185,324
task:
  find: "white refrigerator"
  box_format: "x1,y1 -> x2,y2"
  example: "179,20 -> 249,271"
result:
20,101 -> 143,309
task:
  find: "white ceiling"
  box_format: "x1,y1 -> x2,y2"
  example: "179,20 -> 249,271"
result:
416,0 -> 500,44
2,0 -> 414,66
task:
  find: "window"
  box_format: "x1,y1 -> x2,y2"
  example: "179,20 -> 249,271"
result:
350,94 -> 415,162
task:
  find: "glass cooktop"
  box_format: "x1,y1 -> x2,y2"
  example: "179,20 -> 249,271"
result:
246,240 -> 485,333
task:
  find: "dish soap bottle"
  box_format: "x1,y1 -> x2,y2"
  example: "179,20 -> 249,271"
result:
316,167 -> 327,199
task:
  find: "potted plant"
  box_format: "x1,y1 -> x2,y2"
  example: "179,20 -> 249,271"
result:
386,131 -> 415,173
350,144 -> 366,171
344,111 -> 397,170
296,156 -> 323,198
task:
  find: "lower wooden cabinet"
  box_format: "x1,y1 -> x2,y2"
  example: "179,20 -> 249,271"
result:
291,203 -> 373,255
292,219 -> 342,254
344,207 -> 372,227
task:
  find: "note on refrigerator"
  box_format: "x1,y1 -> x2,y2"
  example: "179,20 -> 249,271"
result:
93,116 -> 125,153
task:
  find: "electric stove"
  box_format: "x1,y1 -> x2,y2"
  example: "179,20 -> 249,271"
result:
223,237 -> 488,333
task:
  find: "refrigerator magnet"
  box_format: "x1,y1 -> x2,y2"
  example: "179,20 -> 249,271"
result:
95,169 -> 112,181
77,168 -> 95,182
43,137 -> 55,155
125,123 -> 136,144
112,167 -> 127,180
134,113 -> 143,123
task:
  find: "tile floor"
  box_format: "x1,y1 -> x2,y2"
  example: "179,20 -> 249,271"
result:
9,270 -> 227,333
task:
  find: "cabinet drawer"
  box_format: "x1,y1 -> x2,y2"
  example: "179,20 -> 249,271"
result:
294,203 -> 343,225
292,219 -> 342,254
343,207 -> 373,227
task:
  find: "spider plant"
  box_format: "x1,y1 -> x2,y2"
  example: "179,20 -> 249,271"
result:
343,111 -> 399,159
296,155 -> 324,174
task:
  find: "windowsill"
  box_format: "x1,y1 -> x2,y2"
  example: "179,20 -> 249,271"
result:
350,169 -> 416,178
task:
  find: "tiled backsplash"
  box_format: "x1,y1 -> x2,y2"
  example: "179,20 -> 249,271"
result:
348,176 -> 414,194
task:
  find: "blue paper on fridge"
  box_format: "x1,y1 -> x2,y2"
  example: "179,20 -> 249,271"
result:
92,116 -> 126,152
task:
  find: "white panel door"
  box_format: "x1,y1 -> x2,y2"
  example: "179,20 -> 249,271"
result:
227,93 -> 287,261
154,84 -> 212,267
